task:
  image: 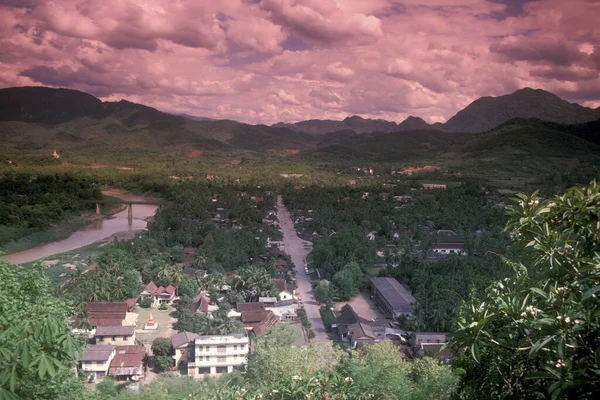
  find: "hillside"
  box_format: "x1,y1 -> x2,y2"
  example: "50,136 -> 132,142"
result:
0,86 -> 599,180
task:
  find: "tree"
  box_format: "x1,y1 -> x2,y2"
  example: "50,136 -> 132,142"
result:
259,324 -> 302,348
155,355 -> 174,373
151,338 -> 172,358
451,181 -> 600,400
0,261 -> 84,399
314,283 -> 330,304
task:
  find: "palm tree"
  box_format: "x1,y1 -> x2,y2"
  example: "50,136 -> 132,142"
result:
168,266 -> 183,296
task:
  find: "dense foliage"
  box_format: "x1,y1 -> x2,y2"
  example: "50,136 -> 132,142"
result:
451,181 -> 600,399
0,172 -> 101,247
0,260 -> 85,399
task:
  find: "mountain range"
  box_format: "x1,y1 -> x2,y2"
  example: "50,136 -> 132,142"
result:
0,86 -> 599,178
274,88 -> 600,134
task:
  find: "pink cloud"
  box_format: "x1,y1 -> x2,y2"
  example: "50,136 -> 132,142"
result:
0,0 -> 598,124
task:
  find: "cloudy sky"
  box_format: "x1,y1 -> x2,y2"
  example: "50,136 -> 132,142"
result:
1,0 -> 599,124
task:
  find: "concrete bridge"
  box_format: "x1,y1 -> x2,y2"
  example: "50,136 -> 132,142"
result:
87,199 -> 172,224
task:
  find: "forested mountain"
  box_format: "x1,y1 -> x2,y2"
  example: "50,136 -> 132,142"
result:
0,86 -> 599,178
442,87 -> 600,132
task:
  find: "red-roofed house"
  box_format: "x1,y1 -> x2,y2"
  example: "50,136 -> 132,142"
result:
140,282 -> 177,308
240,310 -> 279,335
271,278 -> 294,302
108,345 -> 146,381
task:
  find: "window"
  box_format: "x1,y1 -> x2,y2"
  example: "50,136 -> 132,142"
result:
216,366 -> 228,374
98,337 -> 104,342
197,346 -> 203,351
217,356 -> 226,363
233,345 -> 237,350
198,367 -> 211,374
217,345 -> 226,353
112,336 -> 116,341
124,336 -> 129,340
205,356 -> 210,361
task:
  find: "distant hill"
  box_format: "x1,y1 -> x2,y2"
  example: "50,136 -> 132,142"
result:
273,87 -> 600,134
442,88 -> 600,133
274,116 -> 400,135
0,86 -> 598,179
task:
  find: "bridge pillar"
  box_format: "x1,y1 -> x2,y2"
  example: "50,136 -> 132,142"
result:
127,204 -> 133,227
96,203 -> 101,215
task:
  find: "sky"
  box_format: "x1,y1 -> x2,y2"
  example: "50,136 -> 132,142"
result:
0,0 -> 599,124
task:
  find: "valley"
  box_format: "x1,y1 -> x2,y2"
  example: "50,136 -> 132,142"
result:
0,86 -> 599,400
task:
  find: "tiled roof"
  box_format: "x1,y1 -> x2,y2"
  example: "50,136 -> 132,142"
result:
89,318 -> 125,327
241,310 -> 268,323
237,302 -> 265,312
95,325 -> 135,336
271,278 -> 289,293
171,331 -> 200,349
116,345 -> 145,355
88,302 -> 128,313
144,282 -> 159,294
164,285 -> 176,295
81,344 -> 116,362
190,292 -> 210,313
254,311 -> 279,335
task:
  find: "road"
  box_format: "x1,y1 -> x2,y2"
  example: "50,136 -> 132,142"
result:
276,195 -> 329,344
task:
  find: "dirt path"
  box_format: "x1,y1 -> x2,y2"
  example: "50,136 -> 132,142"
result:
276,196 -> 329,346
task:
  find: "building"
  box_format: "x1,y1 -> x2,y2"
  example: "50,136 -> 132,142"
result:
410,333 -> 452,362
140,282 -> 177,308
95,325 -> 136,345
87,302 -> 128,328
370,277 -> 416,318
108,345 -> 146,381
240,310 -> 279,335
171,331 -> 200,367
271,278 -> 294,303
81,344 -> 116,380
187,334 -> 249,376
189,292 -> 211,314
236,302 -> 266,312
423,183 -> 447,189
431,233 -> 466,256
334,305 -> 385,349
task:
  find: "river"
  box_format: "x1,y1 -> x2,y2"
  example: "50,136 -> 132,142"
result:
3,191 -> 159,264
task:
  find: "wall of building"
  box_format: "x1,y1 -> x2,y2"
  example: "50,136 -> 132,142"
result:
82,353 -> 115,379
96,333 -> 136,346
187,337 -> 248,377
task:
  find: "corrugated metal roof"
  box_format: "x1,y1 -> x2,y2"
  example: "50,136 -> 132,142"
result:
81,344 -> 116,361
370,277 -> 416,314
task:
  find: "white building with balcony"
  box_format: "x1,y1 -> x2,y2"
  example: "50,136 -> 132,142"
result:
187,334 -> 249,376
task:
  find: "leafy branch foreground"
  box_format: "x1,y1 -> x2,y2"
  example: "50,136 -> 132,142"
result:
451,181 -> 600,399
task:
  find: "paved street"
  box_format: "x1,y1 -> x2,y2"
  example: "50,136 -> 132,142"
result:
276,195 -> 329,344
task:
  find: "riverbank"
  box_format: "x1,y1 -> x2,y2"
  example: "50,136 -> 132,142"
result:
0,195 -> 124,255
3,191 -> 159,265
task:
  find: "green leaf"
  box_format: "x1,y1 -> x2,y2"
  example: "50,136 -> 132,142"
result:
557,337 -> 565,360
470,343 -> 480,363
530,335 -> 555,356
530,287 -> 548,299
582,286 -> 600,301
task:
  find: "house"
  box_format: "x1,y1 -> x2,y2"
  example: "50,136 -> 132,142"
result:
236,302 -> 266,313
87,302 -> 128,328
81,344 -> 116,380
346,322 -> 385,349
370,277 -> 417,318
394,195 -> 412,202
108,345 -> 146,381
271,278 -> 294,303
240,310 -> 279,335
189,292 -> 210,314
258,297 -> 278,306
410,333 -> 452,362
423,183 -> 446,189
140,282 -> 177,308
431,232 -> 466,256
334,305 -> 385,349
94,325 -> 136,345
187,334 -> 249,376
367,231 -> 376,241
171,331 -> 201,366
